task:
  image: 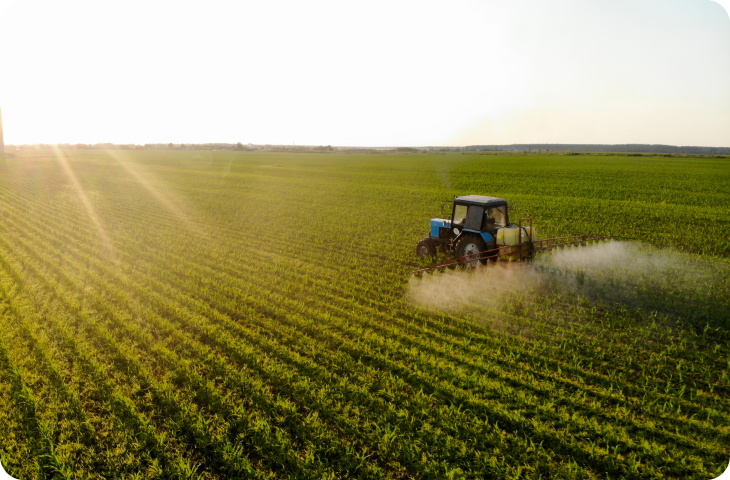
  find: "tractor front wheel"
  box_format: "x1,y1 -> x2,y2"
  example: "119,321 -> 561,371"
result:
416,238 -> 436,258
455,235 -> 487,266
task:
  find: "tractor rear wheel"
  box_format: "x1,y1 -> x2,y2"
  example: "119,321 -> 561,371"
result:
416,238 -> 436,258
455,234 -> 487,266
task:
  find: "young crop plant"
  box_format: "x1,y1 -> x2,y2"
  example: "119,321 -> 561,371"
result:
0,149 -> 728,479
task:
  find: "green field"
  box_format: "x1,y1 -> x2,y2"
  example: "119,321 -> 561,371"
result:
0,149 -> 728,479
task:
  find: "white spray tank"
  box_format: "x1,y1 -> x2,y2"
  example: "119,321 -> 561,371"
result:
496,218 -> 535,261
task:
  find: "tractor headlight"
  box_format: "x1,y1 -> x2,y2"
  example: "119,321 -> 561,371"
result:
453,227 -> 460,235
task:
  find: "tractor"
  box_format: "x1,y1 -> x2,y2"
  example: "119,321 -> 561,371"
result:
414,195 -> 613,273
416,195 -> 532,265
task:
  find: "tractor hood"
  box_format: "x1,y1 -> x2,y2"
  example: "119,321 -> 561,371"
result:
430,218 -> 451,237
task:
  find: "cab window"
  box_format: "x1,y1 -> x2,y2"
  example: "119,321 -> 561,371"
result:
491,207 -> 507,226
453,204 -> 468,224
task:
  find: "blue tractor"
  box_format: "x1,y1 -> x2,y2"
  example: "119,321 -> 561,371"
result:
416,195 -> 514,265
415,195 -> 613,273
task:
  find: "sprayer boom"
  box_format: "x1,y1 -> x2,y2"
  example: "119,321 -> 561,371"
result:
413,234 -> 613,275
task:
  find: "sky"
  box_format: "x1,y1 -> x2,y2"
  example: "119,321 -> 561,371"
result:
0,0 -> 729,147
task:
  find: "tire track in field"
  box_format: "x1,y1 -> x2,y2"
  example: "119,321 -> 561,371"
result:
4,182 -> 724,456
1,182 -> 724,470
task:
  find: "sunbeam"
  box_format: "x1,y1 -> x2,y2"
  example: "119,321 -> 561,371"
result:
106,150 -> 208,239
51,146 -> 115,255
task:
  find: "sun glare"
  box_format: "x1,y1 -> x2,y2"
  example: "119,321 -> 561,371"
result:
51,146 -> 115,256
106,150 -> 209,239
1,0 -> 727,146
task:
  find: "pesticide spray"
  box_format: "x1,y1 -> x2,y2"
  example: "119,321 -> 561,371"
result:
408,241 -> 729,327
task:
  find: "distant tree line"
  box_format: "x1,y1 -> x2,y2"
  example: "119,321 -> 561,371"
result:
6,143 -> 729,156
464,144 -> 730,155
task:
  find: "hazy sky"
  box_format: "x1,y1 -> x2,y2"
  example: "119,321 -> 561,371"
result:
1,0 -> 729,146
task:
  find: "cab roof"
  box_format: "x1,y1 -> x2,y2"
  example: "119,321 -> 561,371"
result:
454,195 -> 508,208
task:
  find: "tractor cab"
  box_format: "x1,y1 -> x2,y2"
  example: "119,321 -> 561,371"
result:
449,196 -> 509,236
417,195 -> 514,262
